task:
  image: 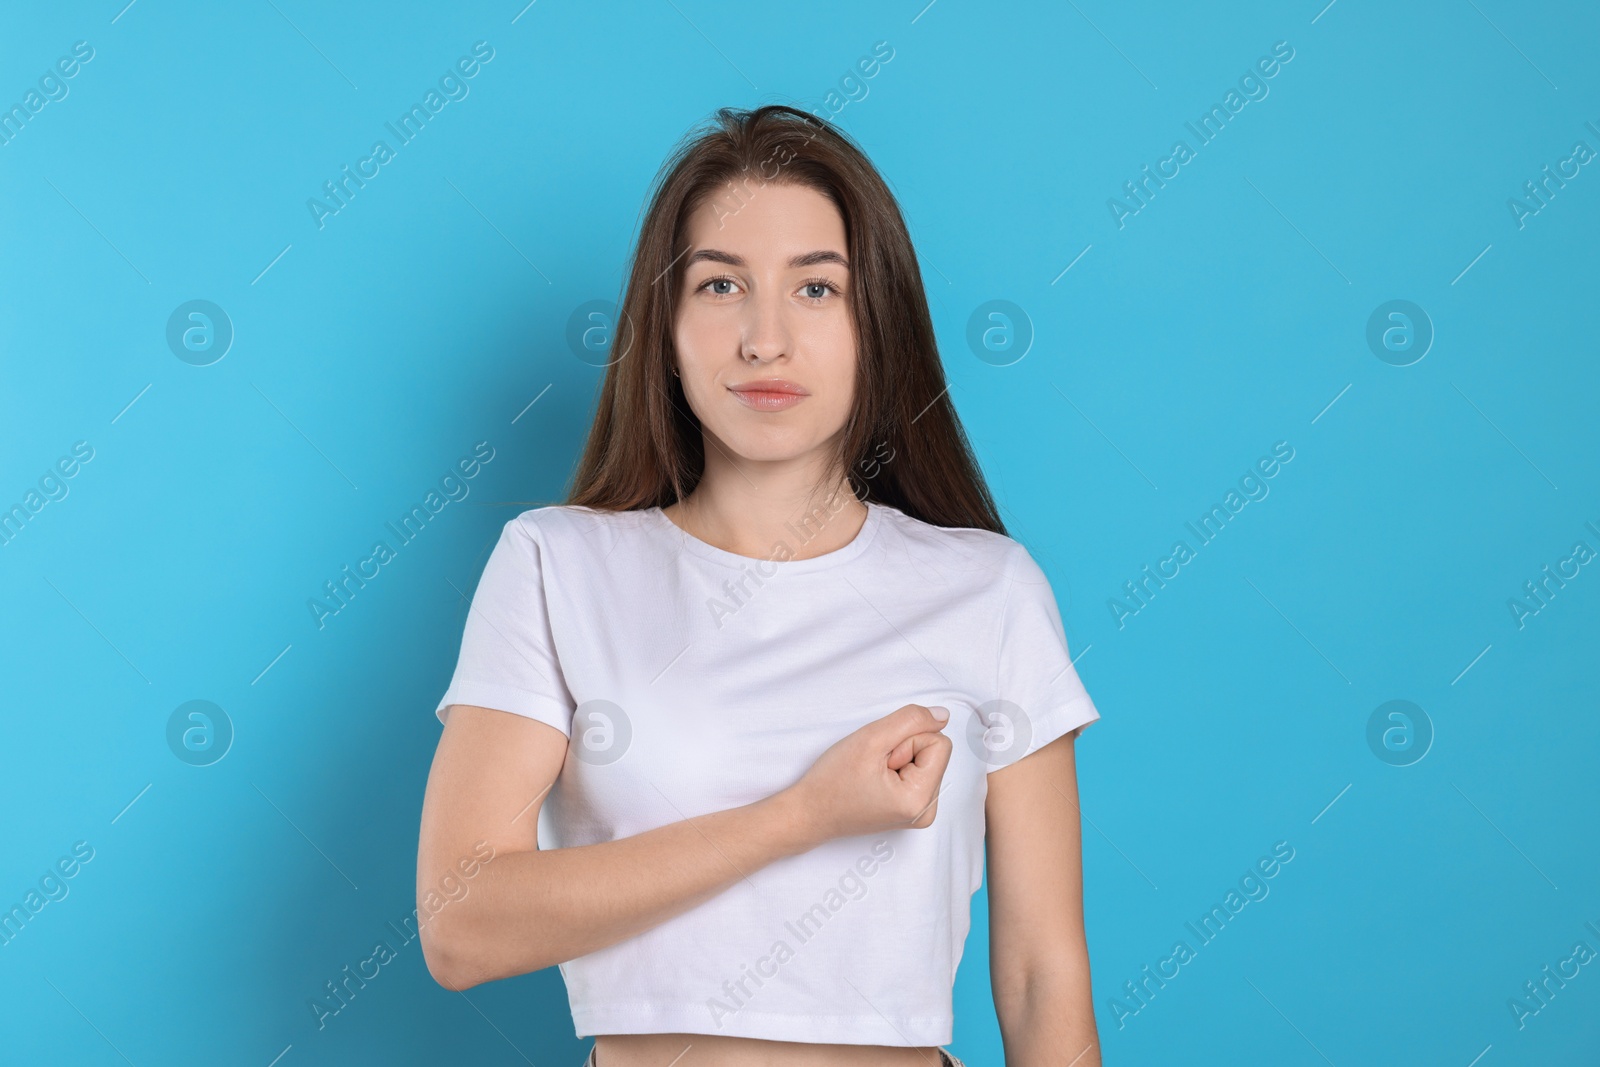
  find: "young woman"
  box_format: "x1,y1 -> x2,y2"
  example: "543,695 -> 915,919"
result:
418,105 -> 1103,1067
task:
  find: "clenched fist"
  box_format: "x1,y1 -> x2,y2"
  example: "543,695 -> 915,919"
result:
784,703 -> 954,848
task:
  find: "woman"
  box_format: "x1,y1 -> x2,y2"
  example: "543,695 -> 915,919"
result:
418,105 -> 1103,1067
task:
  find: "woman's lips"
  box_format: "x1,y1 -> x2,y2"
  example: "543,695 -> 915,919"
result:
730,389 -> 807,410
728,382 -> 809,411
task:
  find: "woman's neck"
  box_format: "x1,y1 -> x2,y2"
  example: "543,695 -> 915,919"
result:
662,479 -> 868,562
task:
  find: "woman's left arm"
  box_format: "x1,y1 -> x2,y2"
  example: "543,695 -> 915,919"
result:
985,728 -> 1102,1066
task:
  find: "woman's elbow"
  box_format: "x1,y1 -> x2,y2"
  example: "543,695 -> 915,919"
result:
419,914 -> 489,991
420,910 -> 554,989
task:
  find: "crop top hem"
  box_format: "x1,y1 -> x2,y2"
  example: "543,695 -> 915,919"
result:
571,1000 -> 952,1046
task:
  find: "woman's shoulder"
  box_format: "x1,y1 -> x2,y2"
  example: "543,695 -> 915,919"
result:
874,502 -> 1028,571
502,503 -> 657,543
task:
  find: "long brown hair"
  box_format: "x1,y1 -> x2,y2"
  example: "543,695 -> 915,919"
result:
565,103 -> 1005,535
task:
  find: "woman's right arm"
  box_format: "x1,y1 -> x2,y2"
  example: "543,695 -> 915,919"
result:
416,700 -> 952,990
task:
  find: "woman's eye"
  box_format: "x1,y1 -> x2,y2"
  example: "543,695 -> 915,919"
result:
698,277 -> 840,301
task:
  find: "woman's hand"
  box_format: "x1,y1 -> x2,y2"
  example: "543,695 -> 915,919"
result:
783,703 -> 954,848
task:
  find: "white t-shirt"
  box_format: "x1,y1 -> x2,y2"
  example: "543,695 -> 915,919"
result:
433,500 -> 1100,1047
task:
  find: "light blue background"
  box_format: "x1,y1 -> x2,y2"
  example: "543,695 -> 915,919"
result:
3,1 -> 1597,1064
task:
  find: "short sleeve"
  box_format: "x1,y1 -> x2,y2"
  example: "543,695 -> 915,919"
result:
434,514 -> 576,738
988,543 -> 1100,771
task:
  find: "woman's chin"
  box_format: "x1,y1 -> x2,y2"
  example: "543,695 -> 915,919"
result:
709,430 -> 829,466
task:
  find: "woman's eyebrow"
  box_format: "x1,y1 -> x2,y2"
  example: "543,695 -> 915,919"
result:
685,248 -> 850,270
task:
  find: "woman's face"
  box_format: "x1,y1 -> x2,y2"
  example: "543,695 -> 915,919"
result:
673,181 -> 856,469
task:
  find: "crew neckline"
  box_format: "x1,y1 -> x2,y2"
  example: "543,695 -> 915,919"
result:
646,500 -> 886,573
